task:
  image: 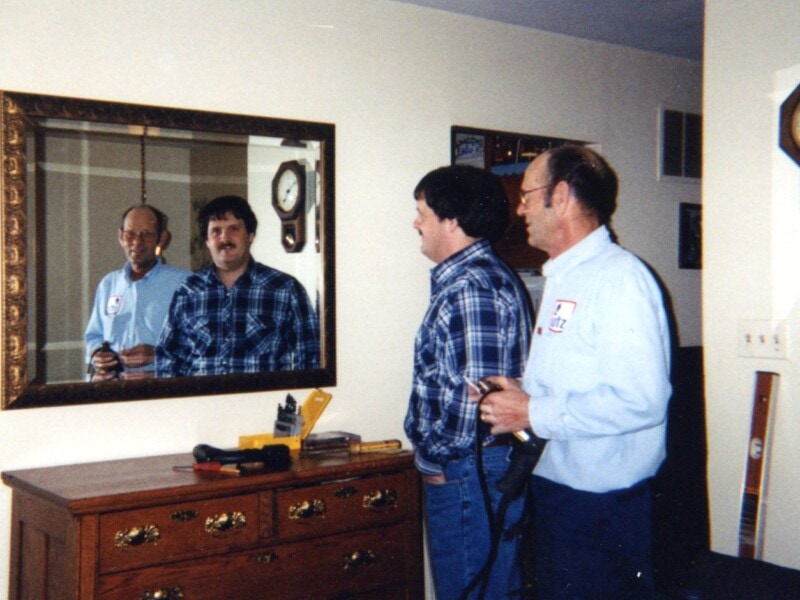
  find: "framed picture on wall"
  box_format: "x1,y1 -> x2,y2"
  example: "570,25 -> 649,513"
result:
451,125 -> 587,269
678,202 -> 702,269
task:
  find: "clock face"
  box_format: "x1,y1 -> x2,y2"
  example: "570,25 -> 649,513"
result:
276,169 -> 300,212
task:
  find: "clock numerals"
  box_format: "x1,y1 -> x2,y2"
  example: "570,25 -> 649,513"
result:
279,175 -> 299,211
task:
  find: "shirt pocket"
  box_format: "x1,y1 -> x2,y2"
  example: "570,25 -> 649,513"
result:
243,312 -> 281,356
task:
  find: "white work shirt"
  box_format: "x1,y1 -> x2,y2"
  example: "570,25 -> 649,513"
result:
523,226 -> 672,493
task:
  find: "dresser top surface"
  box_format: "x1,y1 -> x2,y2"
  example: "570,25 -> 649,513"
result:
2,450 -> 415,514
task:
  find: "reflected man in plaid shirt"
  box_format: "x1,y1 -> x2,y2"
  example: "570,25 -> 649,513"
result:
156,195 -> 319,376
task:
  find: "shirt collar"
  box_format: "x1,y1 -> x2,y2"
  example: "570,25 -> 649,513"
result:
542,225 -> 611,279
124,257 -> 163,282
430,239 -> 491,291
204,257 -> 257,287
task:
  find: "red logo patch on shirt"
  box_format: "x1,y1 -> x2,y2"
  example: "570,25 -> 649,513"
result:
106,295 -> 123,316
548,300 -> 576,333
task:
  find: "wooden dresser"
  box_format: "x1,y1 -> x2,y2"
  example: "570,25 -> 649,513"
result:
2,450 -> 423,599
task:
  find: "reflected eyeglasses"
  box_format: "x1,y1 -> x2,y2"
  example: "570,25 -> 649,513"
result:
122,230 -> 157,243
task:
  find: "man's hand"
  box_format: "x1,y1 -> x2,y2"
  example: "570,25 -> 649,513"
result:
472,376 -> 532,435
118,344 -> 155,368
422,473 -> 446,485
90,348 -> 121,381
119,370 -> 155,380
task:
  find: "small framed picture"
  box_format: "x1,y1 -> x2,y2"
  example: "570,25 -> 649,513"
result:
678,202 -> 702,269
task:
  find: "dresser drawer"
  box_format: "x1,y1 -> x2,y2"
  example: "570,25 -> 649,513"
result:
96,522 -> 409,600
275,471 -> 408,540
99,493 -> 260,573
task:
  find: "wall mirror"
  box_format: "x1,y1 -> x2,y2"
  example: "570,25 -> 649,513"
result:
1,91 -> 336,409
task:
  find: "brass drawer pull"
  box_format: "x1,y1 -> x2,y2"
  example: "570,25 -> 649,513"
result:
170,509 -> 198,522
204,511 -> 247,534
288,499 -> 326,520
114,524 -> 160,548
141,586 -> 183,600
342,549 -> 376,571
362,488 -> 397,510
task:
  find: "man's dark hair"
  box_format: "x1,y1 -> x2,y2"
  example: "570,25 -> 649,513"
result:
414,165 -> 509,242
199,195 -> 258,239
119,204 -> 168,236
544,145 -> 618,226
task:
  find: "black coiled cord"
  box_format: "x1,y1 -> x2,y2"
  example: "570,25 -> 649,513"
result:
458,385 -> 548,600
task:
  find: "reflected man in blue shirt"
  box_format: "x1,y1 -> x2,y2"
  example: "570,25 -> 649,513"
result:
85,205 -> 190,381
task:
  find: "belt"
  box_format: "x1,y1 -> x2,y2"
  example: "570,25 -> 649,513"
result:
484,434 -> 514,448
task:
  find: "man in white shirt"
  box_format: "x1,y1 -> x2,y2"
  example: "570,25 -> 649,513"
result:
479,145 -> 672,599
85,205 -> 189,380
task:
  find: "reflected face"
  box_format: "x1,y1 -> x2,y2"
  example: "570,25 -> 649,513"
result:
118,207 -> 163,276
413,197 -> 452,264
206,212 -> 255,273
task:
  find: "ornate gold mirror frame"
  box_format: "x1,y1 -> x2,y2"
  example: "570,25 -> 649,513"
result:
0,91 -> 336,408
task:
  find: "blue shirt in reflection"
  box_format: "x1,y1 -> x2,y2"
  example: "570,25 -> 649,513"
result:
155,260 -> 320,376
84,259 -> 190,375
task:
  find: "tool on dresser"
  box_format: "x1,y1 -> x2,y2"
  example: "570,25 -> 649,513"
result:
239,388 -> 332,451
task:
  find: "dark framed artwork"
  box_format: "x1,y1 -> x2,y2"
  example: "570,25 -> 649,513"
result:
678,202 -> 702,269
451,126 -> 586,269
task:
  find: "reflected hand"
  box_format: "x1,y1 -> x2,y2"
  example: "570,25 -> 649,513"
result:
90,369 -> 118,382
118,344 -> 155,368
120,370 -> 155,380
90,349 -> 120,379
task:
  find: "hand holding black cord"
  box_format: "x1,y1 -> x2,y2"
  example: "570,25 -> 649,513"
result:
476,379 -> 549,500
459,377 -> 548,600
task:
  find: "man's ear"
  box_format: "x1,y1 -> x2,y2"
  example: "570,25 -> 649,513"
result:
117,228 -> 126,247
156,230 -> 172,256
550,181 -> 572,213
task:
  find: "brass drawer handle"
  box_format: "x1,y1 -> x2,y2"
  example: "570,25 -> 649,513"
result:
342,549 -> 376,571
288,499 -> 327,520
141,586 -> 183,600
204,511 -> 247,535
362,488 -> 397,510
114,524 -> 160,548
170,509 -> 198,522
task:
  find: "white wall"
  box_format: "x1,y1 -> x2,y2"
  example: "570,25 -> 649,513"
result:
0,0 -> 701,594
704,0 -> 800,569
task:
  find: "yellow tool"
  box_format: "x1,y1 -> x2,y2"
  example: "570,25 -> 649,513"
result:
239,389 -> 332,451
350,439 -> 402,453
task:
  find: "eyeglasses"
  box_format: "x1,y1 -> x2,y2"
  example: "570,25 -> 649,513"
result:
122,230 -> 157,243
518,184 -> 551,205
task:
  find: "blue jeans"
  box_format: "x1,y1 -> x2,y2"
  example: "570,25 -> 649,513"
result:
424,445 -> 524,600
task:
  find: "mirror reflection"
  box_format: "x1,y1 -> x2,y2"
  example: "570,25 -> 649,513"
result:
1,91 -> 335,408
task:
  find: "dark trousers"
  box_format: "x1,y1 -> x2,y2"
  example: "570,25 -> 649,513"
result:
531,475 -> 656,600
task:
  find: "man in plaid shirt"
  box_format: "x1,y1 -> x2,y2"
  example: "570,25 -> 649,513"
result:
404,165 -> 533,600
156,195 -> 318,376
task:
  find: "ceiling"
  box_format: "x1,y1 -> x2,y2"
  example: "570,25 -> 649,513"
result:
393,0 -> 704,61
